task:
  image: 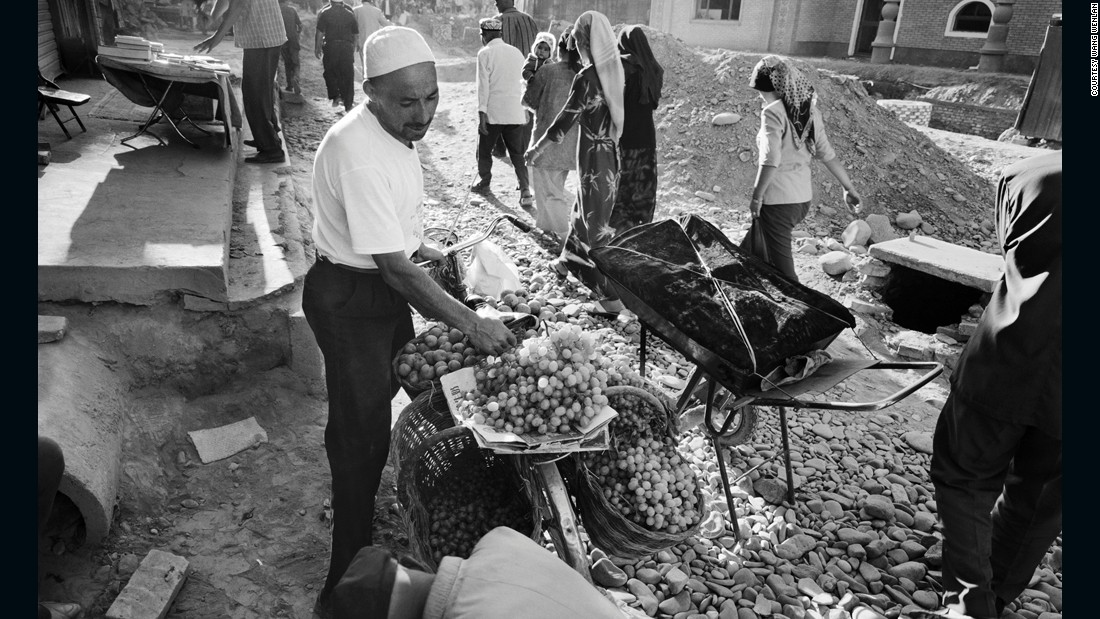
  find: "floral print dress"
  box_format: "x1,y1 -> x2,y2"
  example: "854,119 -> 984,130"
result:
543,65 -> 620,298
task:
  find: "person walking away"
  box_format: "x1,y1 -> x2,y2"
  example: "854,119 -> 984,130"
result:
470,18 -> 534,209
745,55 -> 860,282
195,0 -> 288,164
611,24 -> 663,234
316,0 -> 359,111
302,26 -> 515,619
522,29 -> 579,250
913,151 -> 1062,619
353,0 -> 391,76
490,0 -> 537,158
522,31 -> 554,82
525,10 -> 624,316
279,0 -> 302,94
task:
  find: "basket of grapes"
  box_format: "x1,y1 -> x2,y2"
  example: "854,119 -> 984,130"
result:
570,385 -> 706,559
396,424 -> 541,571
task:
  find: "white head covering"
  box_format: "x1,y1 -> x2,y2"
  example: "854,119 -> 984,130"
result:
573,11 -> 624,143
364,26 -> 436,79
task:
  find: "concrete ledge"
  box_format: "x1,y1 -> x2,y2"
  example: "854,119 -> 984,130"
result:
868,235 -> 1003,293
38,331 -> 128,546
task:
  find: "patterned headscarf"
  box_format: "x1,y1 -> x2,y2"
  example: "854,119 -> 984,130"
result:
573,11 -> 625,143
749,55 -> 816,149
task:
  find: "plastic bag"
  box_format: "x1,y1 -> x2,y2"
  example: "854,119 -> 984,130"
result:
739,220 -> 771,264
463,240 -> 522,298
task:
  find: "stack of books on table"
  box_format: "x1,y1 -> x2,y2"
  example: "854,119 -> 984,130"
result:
98,36 -> 163,61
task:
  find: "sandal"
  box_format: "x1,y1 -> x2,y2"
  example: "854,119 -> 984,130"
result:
549,258 -> 570,278
519,194 -> 534,208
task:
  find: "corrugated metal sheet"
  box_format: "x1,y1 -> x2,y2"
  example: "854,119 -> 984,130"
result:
39,0 -> 62,80
1015,16 -> 1062,142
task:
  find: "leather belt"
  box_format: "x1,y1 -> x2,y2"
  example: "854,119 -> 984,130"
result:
316,253 -> 380,274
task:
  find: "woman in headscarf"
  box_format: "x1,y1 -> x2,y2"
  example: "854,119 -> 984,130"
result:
610,24 -> 663,234
525,10 -> 625,315
522,28 -> 582,250
746,54 -> 862,282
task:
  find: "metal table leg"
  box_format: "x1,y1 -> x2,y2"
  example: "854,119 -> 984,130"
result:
121,75 -> 199,149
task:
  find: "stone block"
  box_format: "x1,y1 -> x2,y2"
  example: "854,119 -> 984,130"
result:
820,251 -> 854,275
844,296 -> 891,316
106,549 -> 190,619
712,112 -> 742,125
182,294 -> 230,312
842,220 -> 873,248
865,214 -> 897,245
38,315 -> 68,343
957,320 -> 980,337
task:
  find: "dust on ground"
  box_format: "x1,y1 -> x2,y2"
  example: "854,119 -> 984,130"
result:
38,13 -> 1056,619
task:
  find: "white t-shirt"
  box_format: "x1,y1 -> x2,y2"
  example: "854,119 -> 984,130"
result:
312,105 -> 424,269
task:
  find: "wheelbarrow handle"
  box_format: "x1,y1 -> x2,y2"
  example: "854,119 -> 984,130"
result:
750,361 -> 944,412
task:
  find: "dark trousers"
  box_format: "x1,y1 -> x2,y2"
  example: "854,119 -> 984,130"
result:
242,46 -> 282,153
323,40 -> 356,111
301,259 -> 415,598
754,201 -> 810,282
477,122 -> 530,191
38,437 -> 65,619
281,42 -> 300,93
930,393 -> 1062,619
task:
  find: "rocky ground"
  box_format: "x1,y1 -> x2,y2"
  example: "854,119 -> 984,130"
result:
38,13 -> 1060,619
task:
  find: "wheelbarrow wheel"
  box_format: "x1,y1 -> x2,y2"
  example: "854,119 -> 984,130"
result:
680,402 -> 758,447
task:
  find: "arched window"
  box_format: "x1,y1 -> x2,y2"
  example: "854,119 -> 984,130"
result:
946,1 -> 993,37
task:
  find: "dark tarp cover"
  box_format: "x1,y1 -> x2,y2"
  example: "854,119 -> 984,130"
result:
590,215 -> 855,393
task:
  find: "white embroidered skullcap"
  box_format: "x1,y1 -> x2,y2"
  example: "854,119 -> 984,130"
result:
363,26 -> 436,79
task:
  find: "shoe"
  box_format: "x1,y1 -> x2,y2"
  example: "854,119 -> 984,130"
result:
244,139 -> 281,149
245,150 -> 286,164
469,179 -> 491,194
40,602 -> 82,619
519,190 -> 534,208
548,257 -> 570,278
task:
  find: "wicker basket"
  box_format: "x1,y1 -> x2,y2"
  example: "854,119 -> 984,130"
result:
392,325 -> 480,398
571,385 -> 704,559
397,425 -> 541,571
389,388 -> 456,504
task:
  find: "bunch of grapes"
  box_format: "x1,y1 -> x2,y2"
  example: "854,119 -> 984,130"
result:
582,438 -> 703,534
456,324 -> 637,436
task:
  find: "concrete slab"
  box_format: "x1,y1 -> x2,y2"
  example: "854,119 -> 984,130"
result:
868,235 -> 1004,293
38,77 -> 237,305
106,549 -> 190,619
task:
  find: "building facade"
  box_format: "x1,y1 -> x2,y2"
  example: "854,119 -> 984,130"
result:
648,0 -> 1061,74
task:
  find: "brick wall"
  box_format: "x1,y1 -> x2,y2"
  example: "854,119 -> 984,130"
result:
893,0 -> 1062,73
876,99 -> 933,126
794,0 -> 860,49
916,97 -> 1020,139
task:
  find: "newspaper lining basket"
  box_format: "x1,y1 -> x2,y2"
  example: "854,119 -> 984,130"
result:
570,385 -> 704,559
397,425 -> 541,572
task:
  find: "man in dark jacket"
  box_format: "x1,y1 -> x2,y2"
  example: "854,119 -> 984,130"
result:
919,151 -> 1062,619
278,0 -> 302,94
316,0 -> 359,111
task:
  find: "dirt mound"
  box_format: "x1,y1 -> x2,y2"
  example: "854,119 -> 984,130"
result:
919,83 -> 1025,111
638,27 -> 999,251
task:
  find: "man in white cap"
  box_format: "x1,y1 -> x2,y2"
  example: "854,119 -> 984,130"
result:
471,17 -> 533,208
302,25 -> 516,619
